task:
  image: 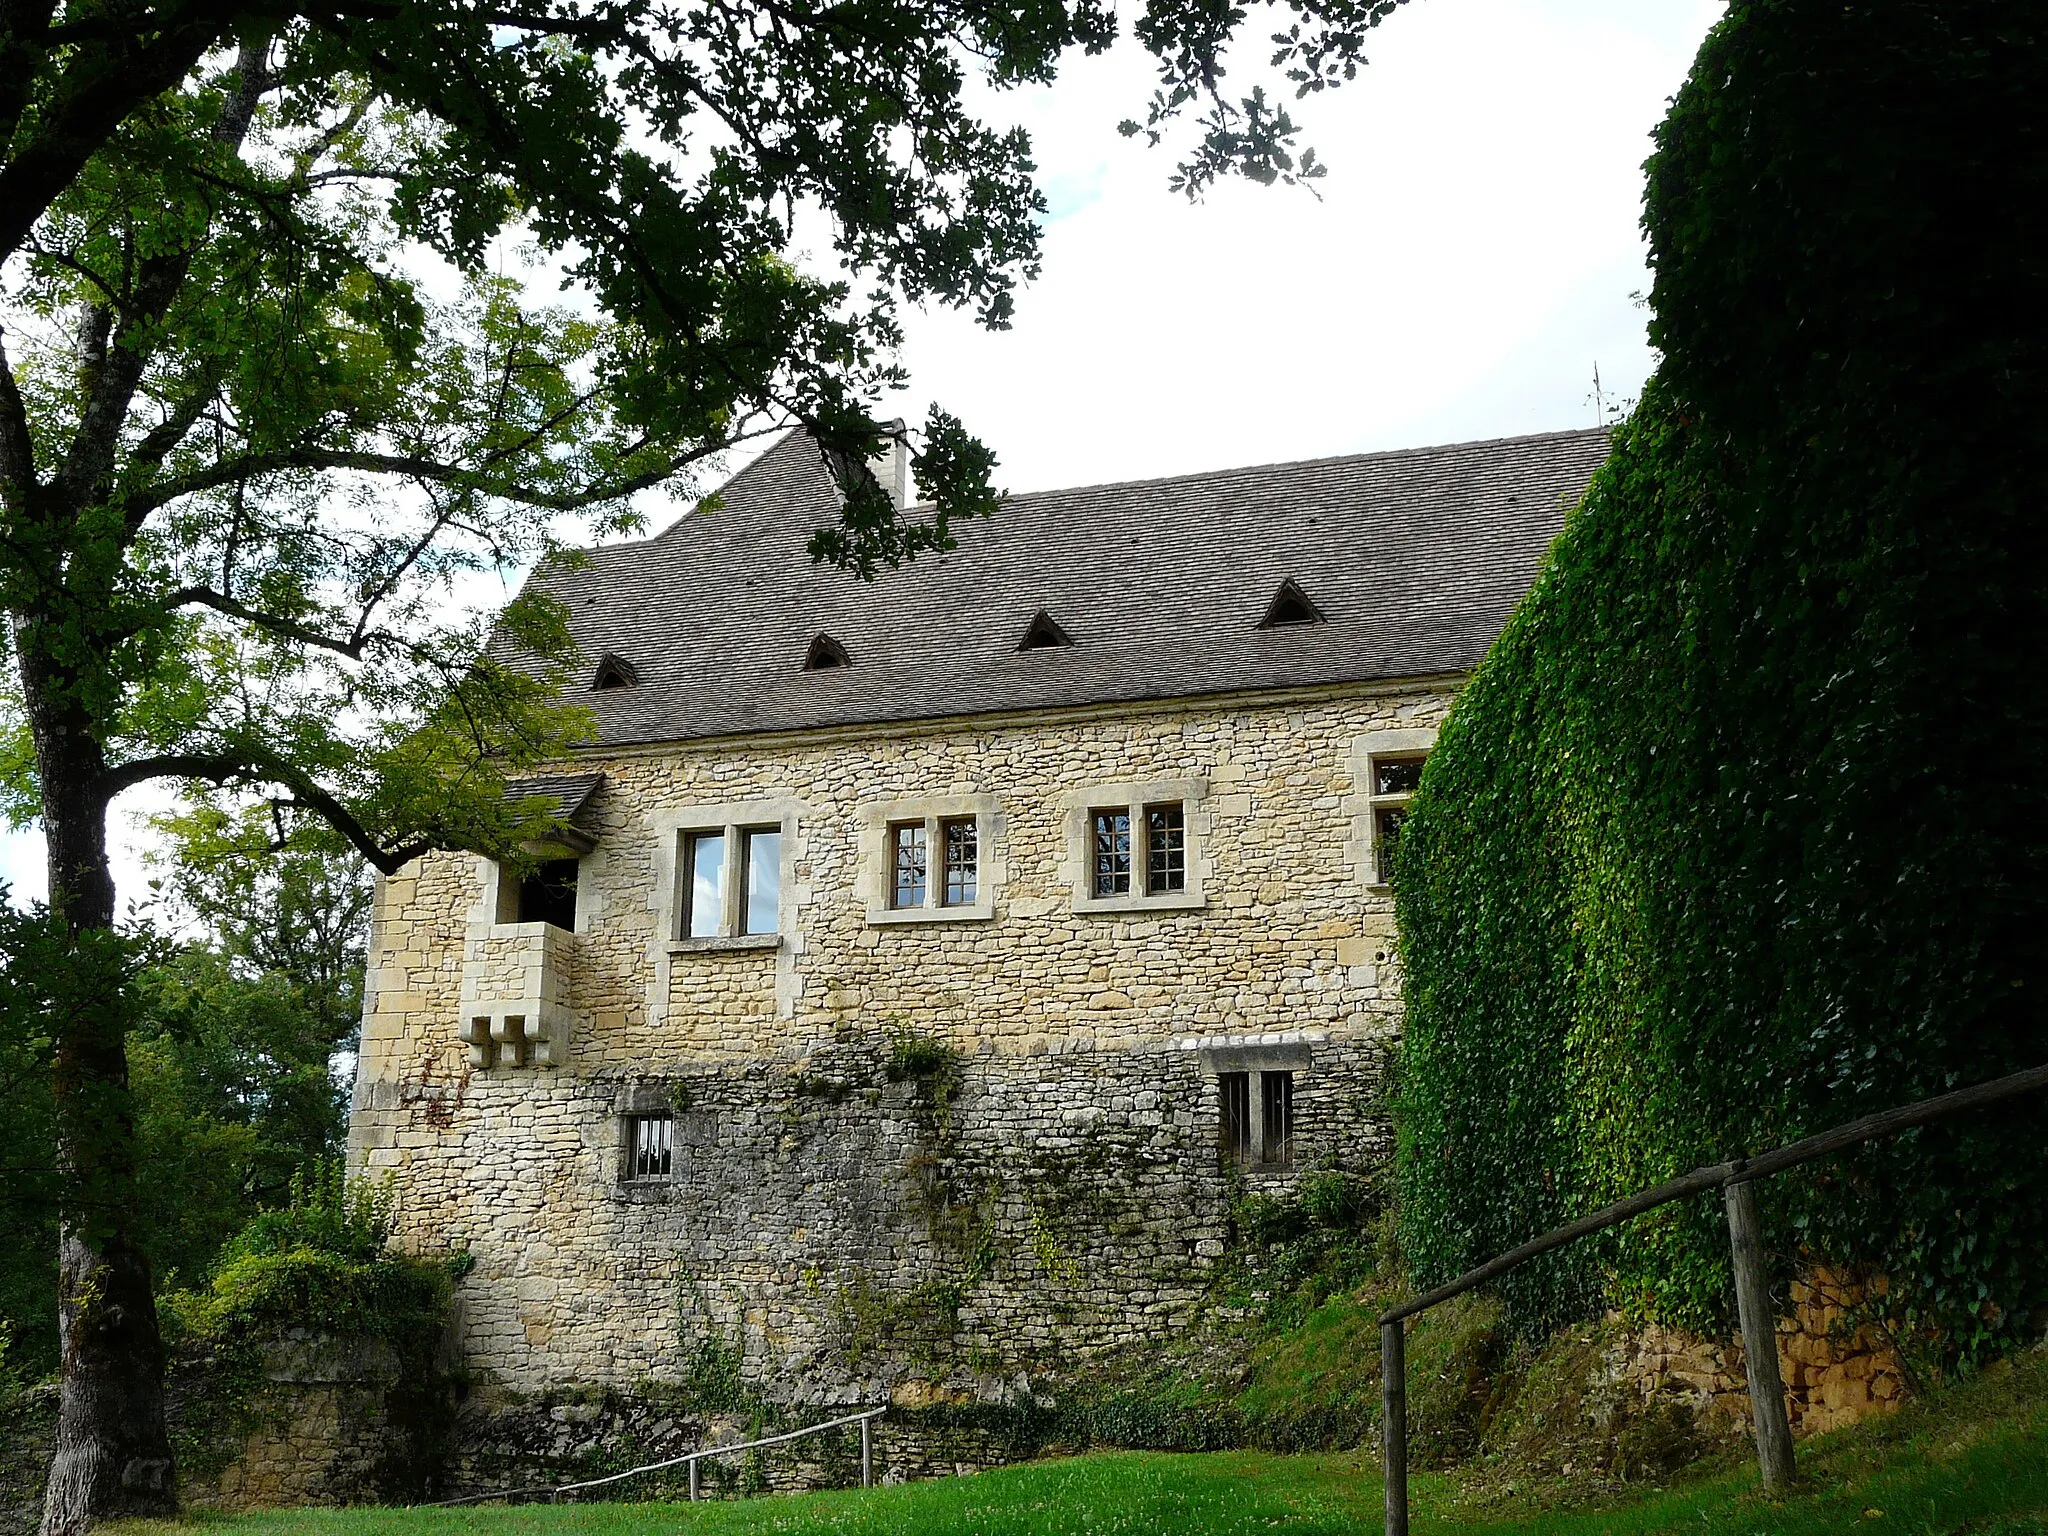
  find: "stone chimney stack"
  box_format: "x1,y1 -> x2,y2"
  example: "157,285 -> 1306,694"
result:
864,419 -> 909,509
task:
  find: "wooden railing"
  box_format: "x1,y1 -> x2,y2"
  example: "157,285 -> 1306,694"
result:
424,1404 -> 887,1507
1377,1062 -> 2048,1536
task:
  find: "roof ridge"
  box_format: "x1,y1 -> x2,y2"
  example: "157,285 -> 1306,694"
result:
886,424 -> 1611,516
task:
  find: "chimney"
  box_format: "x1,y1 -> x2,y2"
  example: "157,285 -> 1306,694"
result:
864,419 -> 909,509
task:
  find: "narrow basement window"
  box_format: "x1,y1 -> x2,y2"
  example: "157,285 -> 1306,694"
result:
624,1114 -> 673,1181
1261,1071 -> 1295,1167
1219,1072 -> 1251,1164
1219,1068 -> 1298,1171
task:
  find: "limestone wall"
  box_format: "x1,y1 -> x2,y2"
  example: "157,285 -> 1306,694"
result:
349,683 -> 1441,1399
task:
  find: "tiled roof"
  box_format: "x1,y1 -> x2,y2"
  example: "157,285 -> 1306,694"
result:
510,426 -> 1609,747
504,772 -> 606,826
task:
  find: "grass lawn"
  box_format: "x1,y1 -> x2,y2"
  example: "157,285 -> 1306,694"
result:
111,1350 -> 2047,1536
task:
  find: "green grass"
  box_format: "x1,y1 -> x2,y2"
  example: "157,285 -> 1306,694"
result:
111,1349 -> 2048,1536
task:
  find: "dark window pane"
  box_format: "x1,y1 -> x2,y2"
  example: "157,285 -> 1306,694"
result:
685,832 -> 726,937
1374,806 -> 1408,885
1220,1072 -> 1251,1165
1261,1072 -> 1295,1166
1091,809 -> 1131,897
1374,756 -> 1425,797
518,859 -> 579,930
941,818 -> 978,906
742,827 -> 781,934
891,822 -> 929,909
629,1115 -> 673,1180
1145,802 -> 1186,894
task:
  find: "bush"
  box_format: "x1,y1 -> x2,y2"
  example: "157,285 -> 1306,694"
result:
1396,0 -> 2048,1367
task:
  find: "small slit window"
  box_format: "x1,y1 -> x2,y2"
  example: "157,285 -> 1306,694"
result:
804,634 -> 852,670
1017,611 -> 1074,650
625,1114 -> 673,1181
1259,578 -> 1325,629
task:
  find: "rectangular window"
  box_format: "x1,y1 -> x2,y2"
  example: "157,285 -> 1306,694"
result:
1220,1072 -> 1251,1165
889,821 -> 928,909
1367,752 -> 1427,887
1260,1071 -> 1295,1167
1091,808 -> 1132,897
1144,802 -> 1186,894
684,831 -> 726,937
1374,807 -> 1408,886
941,817 -> 978,906
516,858 -> 580,931
741,827 -> 781,935
626,1114 -> 673,1180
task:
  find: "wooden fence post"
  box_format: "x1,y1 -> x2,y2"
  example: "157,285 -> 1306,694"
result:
861,1414 -> 873,1488
688,1456 -> 700,1502
1725,1176 -> 1796,1491
1381,1318 -> 1408,1536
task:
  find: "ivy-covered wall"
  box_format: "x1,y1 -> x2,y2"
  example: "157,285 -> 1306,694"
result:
1396,0 -> 2048,1366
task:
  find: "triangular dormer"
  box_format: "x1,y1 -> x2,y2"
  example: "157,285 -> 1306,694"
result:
1258,578 -> 1325,629
803,634 -> 852,670
1016,611 -> 1074,651
591,652 -> 639,690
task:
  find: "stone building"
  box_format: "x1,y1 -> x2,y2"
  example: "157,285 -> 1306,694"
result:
347,425 -> 1607,1417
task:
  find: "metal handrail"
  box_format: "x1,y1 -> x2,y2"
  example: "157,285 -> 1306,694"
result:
421,1405 -> 886,1507
1378,1061 -> 2048,1535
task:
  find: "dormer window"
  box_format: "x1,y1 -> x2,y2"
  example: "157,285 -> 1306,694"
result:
1016,611 -> 1074,651
804,634 -> 852,670
591,653 -> 639,690
1258,578 -> 1325,628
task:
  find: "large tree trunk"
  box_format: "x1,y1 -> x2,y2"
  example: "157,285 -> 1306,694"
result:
30,700 -> 176,1536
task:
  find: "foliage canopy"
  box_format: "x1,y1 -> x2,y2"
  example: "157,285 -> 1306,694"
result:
1395,0 -> 2048,1366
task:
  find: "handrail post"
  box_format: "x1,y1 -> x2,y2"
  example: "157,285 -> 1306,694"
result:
1725,1176 -> 1795,1491
688,1455 -> 700,1502
1381,1318 -> 1408,1536
861,1413 -> 874,1487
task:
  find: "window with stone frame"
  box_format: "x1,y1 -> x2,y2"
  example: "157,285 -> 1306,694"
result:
1365,750 -> 1428,886
1070,780 -> 1206,912
1216,1063 -> 1299,1171
623,1113 -> 673,1181
678,822 -> 784,939
864,800 -> 996,922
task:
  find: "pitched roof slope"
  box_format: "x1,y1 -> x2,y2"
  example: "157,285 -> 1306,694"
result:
516,425 -> 1609,747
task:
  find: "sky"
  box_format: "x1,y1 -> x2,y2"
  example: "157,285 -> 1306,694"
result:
0,0 -> 1725,914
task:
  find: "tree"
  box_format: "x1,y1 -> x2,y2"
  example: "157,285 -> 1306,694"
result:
0,0 -> 1404,1527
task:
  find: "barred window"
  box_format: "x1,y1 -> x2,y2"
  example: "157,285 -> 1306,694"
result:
1090,809 -> 1133,897
1260,1071 -> 1295,1167
941,818 -> 978,906
626,1114 -> 673,1181
1219,1069 -> 1296,1170
1145,803 -> 1186,894
1219,1072 -> 1251,1164
889,822 -> 928,909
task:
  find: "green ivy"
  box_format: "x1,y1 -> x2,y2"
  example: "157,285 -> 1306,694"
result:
1396,0 -> 2048,1367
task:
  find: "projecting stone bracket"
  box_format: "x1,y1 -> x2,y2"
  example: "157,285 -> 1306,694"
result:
461,1003 -> 575,1069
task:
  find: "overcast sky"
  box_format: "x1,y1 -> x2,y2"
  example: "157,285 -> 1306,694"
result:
0,0 -> 1724,912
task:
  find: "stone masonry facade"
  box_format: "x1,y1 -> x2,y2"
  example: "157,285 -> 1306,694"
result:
348,682 -> 1442,1407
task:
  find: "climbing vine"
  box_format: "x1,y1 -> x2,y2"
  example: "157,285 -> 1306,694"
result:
1396,0 -> 2048,1365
